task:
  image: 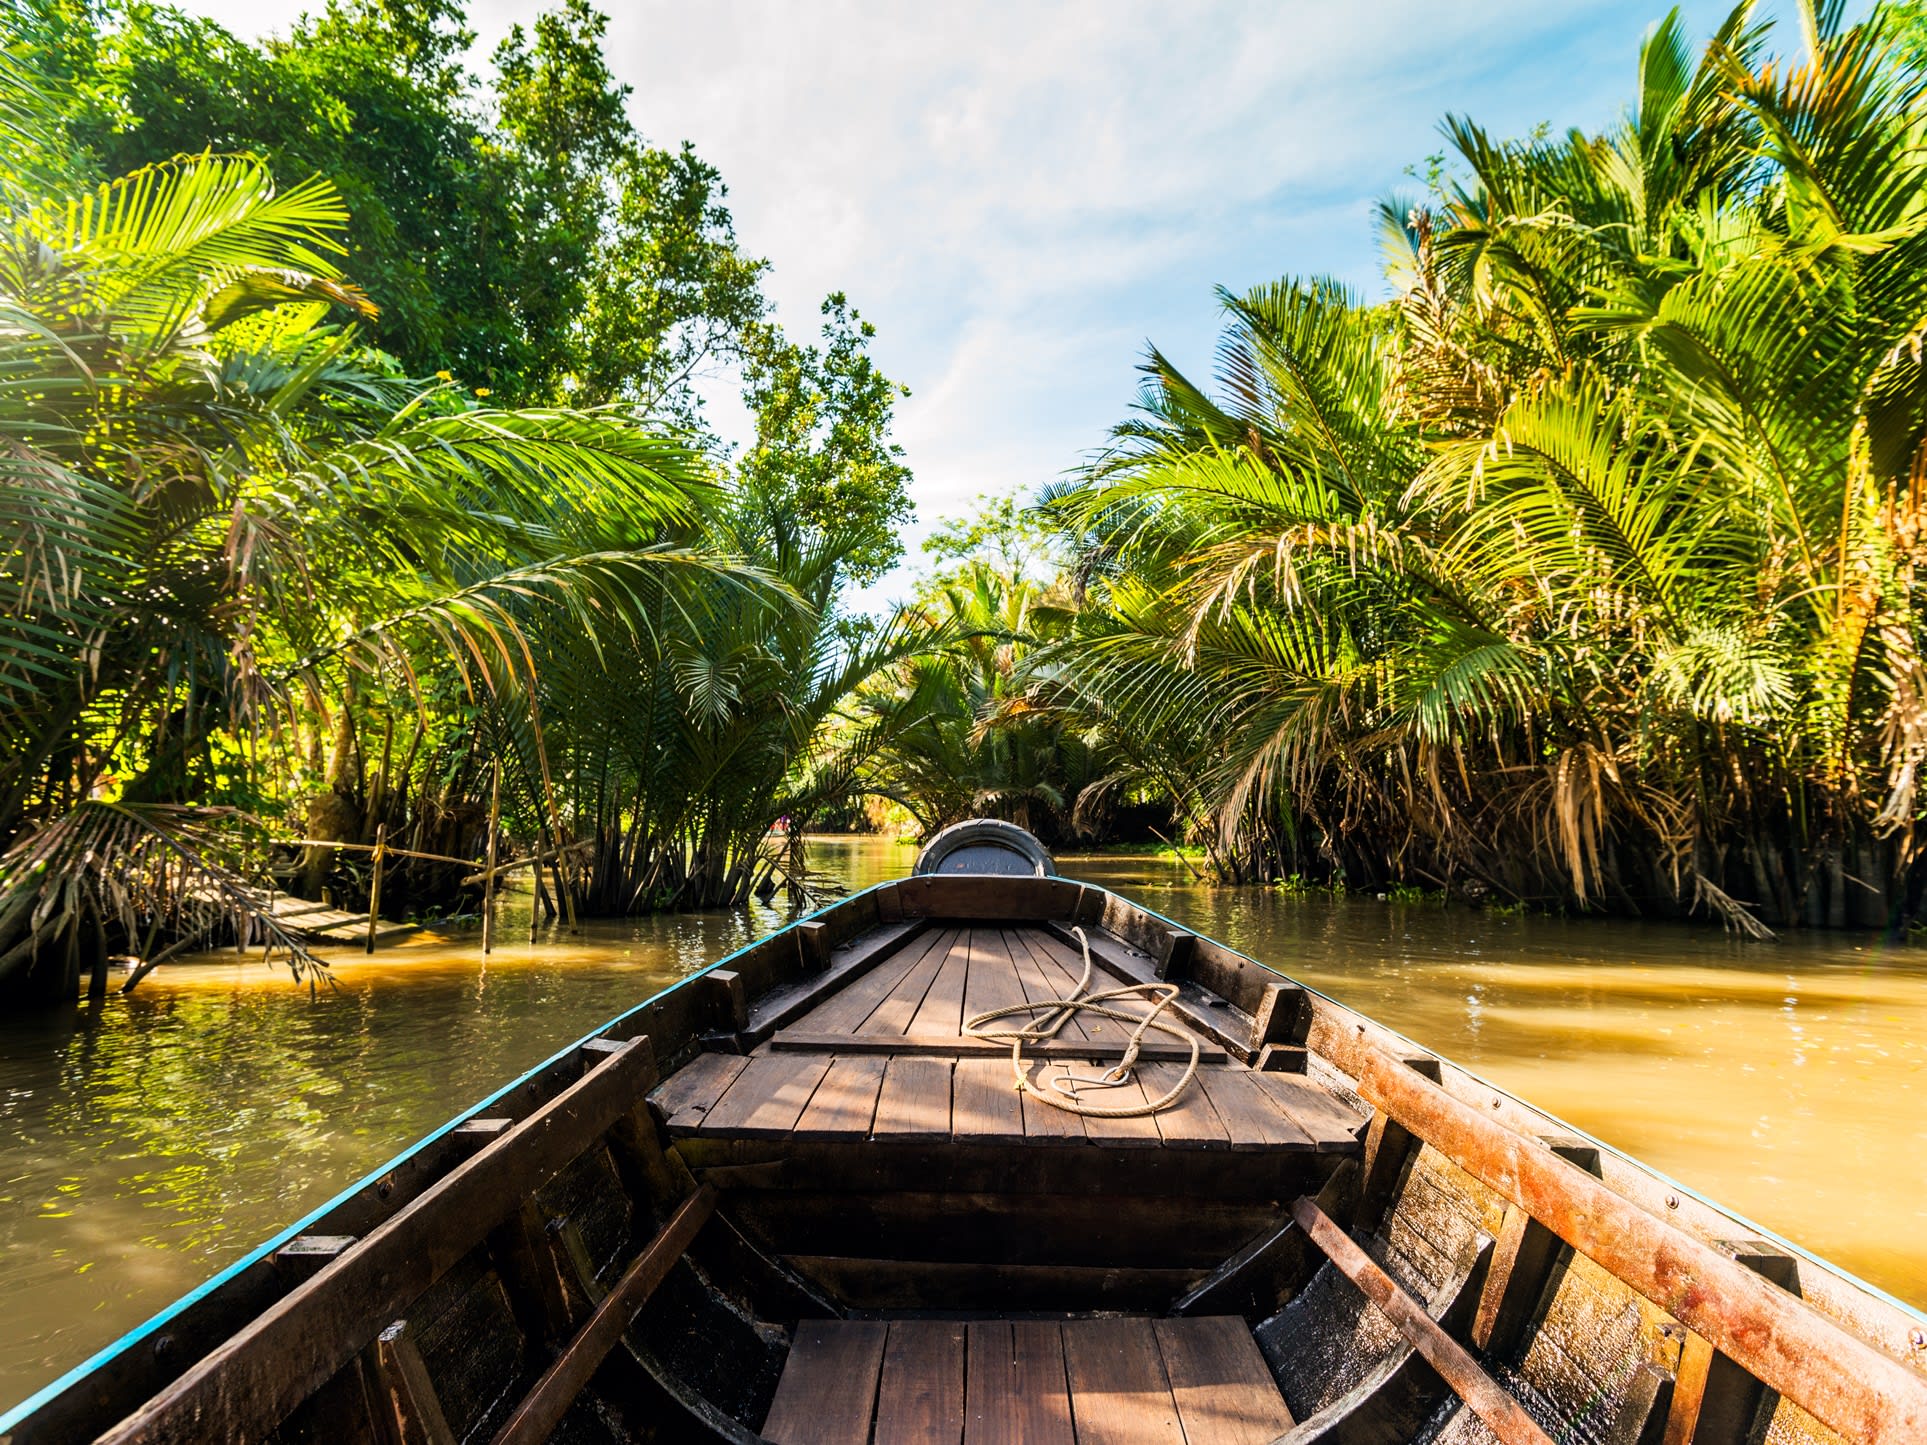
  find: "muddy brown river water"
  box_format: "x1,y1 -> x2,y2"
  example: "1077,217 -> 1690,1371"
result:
2,835 -> 1924,1407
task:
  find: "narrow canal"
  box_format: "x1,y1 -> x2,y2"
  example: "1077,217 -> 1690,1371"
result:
2,835 -> 1923,1407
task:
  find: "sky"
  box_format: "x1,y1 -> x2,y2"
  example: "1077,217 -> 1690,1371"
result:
180,0 -> 1807,605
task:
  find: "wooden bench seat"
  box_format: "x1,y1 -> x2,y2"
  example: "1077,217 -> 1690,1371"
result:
761,1316 -> 1293,1445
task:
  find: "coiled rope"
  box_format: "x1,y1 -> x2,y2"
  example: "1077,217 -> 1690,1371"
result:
961,925 -> 1200,1117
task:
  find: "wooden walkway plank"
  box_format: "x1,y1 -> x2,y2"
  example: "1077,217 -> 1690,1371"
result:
964,1320 -> 1074,1445
648,1052 -> 748,1134
908,929 -> 975,1037
952,1057 -> 1027,1143
791,1055 -> 887,1141
797,927 -> 950,1036
698,1054 -> 831,1139
761,1319 -> 888,1444
873,1056 -> 954,1142
1152,1317 -> 1294,1444
1139,1062 -> 1232,1150
861,929 -> 958,1036
1247,1071 -> 1369,1152
1060,1318 -> 1186,1445
873,1320 -> 967,1445
1194,1069 -> 1318,1153
1019,1063 -> 1092,1144
961,927 -> 1030,1030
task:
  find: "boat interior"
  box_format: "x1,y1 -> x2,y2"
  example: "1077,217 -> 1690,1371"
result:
11,836 -> 1927,1445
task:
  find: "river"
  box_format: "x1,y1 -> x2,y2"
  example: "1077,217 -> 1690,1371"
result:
1,835 -> 1923,1408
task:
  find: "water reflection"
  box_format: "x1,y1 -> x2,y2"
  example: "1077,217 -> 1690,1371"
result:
0,836 -> 1921,1408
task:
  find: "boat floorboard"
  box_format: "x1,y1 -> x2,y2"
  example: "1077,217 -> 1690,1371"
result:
652,925 -> 1366,1155
760,1316 -> 1293,1445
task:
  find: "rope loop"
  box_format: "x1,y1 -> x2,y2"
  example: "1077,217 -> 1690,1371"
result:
961,925 -> 1200,1117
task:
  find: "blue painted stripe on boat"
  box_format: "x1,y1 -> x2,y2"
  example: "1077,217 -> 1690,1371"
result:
0,879 -> 895,1431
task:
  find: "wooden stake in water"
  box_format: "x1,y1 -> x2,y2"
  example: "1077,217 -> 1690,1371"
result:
482,764 -> 501,956
365,823 -> 387,955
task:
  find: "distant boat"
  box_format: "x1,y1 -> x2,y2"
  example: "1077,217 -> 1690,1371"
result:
6,819 -> 1923,1443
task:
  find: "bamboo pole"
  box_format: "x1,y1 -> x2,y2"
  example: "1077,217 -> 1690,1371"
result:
364,824 -> 387,956
481,763 -> 501,956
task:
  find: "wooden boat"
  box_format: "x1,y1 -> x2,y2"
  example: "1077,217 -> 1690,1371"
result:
5,820 -> 1925,1445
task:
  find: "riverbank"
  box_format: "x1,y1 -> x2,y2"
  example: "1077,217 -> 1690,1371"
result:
1,835 -> 1922,1409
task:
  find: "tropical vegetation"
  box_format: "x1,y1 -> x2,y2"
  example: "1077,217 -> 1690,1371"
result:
0,2 -> 919,1002
879,0 -> 1927,935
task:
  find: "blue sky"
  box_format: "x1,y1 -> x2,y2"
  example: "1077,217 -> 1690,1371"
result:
184,0 -> 1816,604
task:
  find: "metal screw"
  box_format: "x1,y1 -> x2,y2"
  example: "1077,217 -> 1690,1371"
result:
1665,1194 -> 1679,1210
376,1176 -> 394,1200
1910,1328 -> 1926,1351
153,1334 -> 173,1359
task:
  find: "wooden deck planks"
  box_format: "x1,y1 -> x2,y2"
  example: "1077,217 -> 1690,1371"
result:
964,1320 -> 1074,1445
696,1054 -> 830,1139
1247,1070 -> 1369,1151
648,1052 -> 747,1134
761,1319 -> 888,1444
1073,1068 -> 1164,1149
1138,1061 -> 1232,1150
1060,1317 -> 1186,1445
861,929 -> 959,1036
1153,1316 -> 1295,1443
874,1320 -> 967,1445
1006,929 -> 1101,1044
1019,1063 -> 1091,1143
908,929 -> 976,1037
800,927 -> 951,1036
952,1057 -> 1027,1143
1194,1069 -> 1318,1153
770,1317 -> 1286,1445
791,1055 -> 886,1141
873,1056 -> 954,1142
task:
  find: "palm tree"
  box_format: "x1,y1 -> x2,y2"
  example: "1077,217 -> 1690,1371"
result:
0,147 -> 747,999
1042,2 -> 1927,930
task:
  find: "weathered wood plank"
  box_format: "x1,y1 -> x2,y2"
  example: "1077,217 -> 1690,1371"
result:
1246,1069 -> 1369,1152
698,1053 -> 832,1139
872,1056 -> 954,1142
1004,929 -> 1098,1044
1019,1063 -> 1092,1144
951,1057 -> 1027,1143
743,920 -> 927,1041
960,926 -> 1029,1027
964,1320 -> 1073,1445
364,1319 -> 456,1445
1140,1062 -> 1231,1150
1152,1316 -> 1293,1444
860,929 -> 957,1036
1061,1317 -> 1186,1445
92,1039 -> 662,1445
648,1052 -> 748,1135
873,1320 -> 966,1445
907,929 -> 974,1037
796,926 -> 949,1036
791,1055 -> 886,1141
1194,1069 -> 1317,1153
488,1185 -> 718,1445
761,1319 -> 889,1444
1072,1068 -> 1163,1149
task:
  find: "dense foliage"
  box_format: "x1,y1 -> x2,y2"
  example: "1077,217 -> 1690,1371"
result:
858,2 -> 1927,932
1007,1 -> 1927,932
0,3 -> 919,1001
